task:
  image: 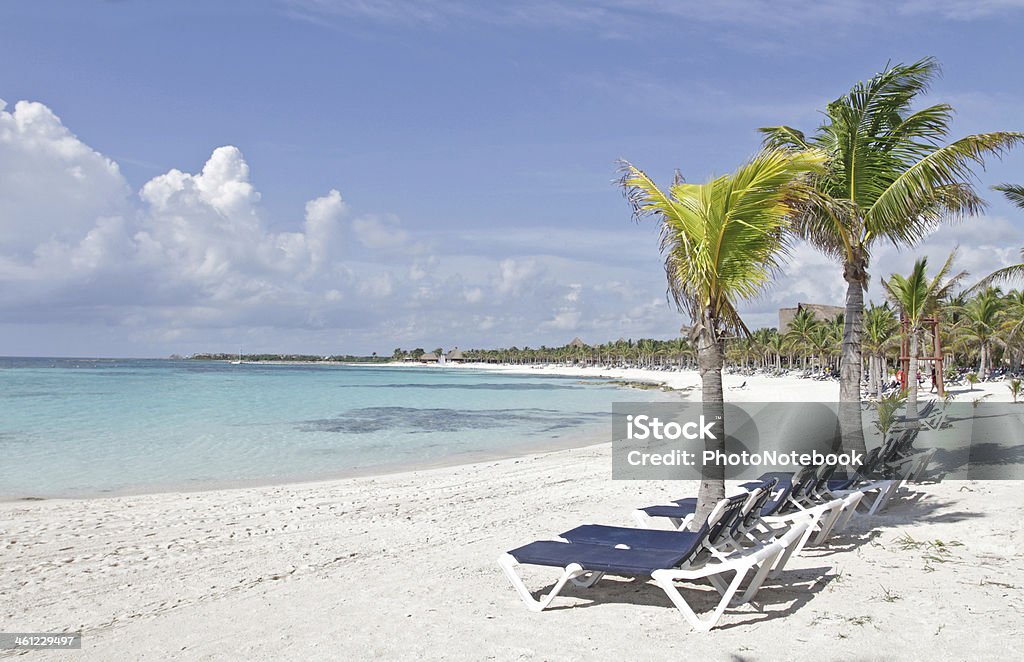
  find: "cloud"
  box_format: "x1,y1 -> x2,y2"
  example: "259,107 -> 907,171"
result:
0,104 -> 356,330
542,308 -> 581,331
0,99 -> 687,355
3,98 -> 1020,356
496,258 -> 543,296
352,214 -> 409,250
733,217 -> 1024,330
0,100 -> 131,255
281,0 -> 1024,35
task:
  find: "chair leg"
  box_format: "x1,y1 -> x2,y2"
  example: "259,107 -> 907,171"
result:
768,531 -> 803,579
652,565 -> 752,632
497,554 -> 586,612
736,547 -> 782,606
869,481 -> 897,514
809,503 -> 844,545
833,493 -> 865,531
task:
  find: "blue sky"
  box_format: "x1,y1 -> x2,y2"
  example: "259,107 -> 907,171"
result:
1,0 -> 1023,357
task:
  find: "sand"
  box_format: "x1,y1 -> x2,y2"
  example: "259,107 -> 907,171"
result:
448,361 -> 1017,404
2,369 -> 1021,660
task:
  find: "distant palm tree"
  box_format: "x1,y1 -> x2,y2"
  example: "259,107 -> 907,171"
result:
954,287 -> 1007,378
667,337 -> 692,369
862,303 -> 899,399
761,57 -> 1023,450
784,308 -> 819,370
620,148 -> 825,527
809,324 -> 835,374
766,330 -> 786,370
1000,289 -> 1024,368
882,252 -> 967,420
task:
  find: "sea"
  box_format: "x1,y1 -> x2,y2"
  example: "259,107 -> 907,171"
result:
0,358 -> 667,499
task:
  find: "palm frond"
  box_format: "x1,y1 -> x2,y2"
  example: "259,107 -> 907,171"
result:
620,149 -> 825,337
995,183 -> 1024,209
865,132 -> 1024,243
759,126 -> 810,151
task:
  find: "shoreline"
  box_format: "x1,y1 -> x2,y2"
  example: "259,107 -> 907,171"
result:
0,422 -> 617,504
6,363 -> 1011,504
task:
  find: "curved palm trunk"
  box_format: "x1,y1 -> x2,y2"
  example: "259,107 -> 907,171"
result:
840,274 -> 867,454
691,328 -> 726,531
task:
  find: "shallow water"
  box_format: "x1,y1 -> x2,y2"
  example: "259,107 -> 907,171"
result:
0,359 -> 666,498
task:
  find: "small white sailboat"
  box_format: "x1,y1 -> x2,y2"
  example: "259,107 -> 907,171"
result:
231,347 -> 243,365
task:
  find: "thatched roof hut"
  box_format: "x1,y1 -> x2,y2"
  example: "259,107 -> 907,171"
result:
567,337 -> 587,348
446,348 -> 465,362
778,302 -> 845,331
420,352 -> 439,362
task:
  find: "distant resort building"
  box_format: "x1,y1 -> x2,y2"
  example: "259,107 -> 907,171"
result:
567,337 -> 588,348
778,303 -> 845,330
445,348 -> 465,363
419,352 -> 439,363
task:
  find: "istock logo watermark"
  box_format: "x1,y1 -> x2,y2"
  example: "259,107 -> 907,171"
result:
625,414 -> 718,440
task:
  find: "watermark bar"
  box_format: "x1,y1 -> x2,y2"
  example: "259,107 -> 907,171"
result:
0,632 -> 82,649
612,401 -> 1024,480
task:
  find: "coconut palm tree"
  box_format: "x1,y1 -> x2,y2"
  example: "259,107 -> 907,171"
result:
620,148 -> 825,527
954,287 -> 1007,378
667,337 -> 692,369
784,308 -> 819,370
1000,289 -> 1024,370
862,303 -> 899,399
751,327 -> 777,368
761,57 -> 1023,449
882,251 -> 967,420
766,330 -> 786,370
809,323 -> 837,374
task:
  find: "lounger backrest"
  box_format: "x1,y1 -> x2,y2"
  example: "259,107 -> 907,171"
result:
761,473 -> 799,516
705,493 -> 749,547
896,426 -> 920,454
876,431 -> 906,471
742,478 -> 779,528
672,495 -> 739,565
856,445 -> 882,479
789,464 -> 819,500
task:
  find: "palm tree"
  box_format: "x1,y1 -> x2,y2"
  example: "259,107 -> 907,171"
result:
761,57 -> 1023,449
667,337 -> 692,369
784,308 -> 819,370
809,324 -> 836,374
1000,289 -> 1024,370
766,330 -> 786,370
882,251 -> 966,420
862,303 -> 899,399
620,148 -> 824,527
954,287 -> 1006,378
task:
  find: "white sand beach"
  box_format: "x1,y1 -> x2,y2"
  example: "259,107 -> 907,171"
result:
2,370 -> 1021,660
452,361 -> 1018,404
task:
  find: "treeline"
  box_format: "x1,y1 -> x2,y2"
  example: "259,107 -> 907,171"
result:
189,353 -> 386,363
388,284 -> 1024,387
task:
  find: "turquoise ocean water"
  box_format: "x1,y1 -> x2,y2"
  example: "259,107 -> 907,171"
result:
0,358 -> 664,498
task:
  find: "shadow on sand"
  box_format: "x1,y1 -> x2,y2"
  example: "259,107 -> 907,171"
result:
526,484 -> 987,628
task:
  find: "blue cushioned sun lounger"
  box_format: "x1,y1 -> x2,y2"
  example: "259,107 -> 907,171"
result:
498,496 -> 810,631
